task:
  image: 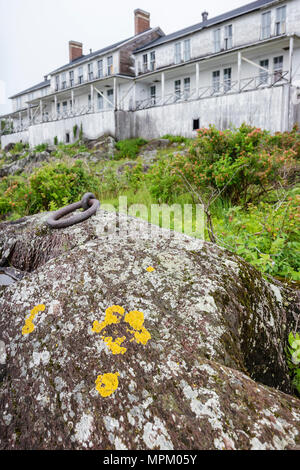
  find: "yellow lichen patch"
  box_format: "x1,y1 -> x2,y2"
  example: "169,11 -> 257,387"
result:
95,372 -> 120,397
92,305 -> 125,333
93,306 -> 151,398
131,327 -> 152,346
125,310 -> 144,330
146,266 -> 155,272
125,310 -> 152,346
92,320 -> 102,333
102,336 -> 127,355
22,304 -> 46,336
22,319 -> 35,335
93,306 -> 151,352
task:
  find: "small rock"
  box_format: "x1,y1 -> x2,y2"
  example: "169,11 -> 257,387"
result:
74,152 -> 91,160
139,149 -> 158,164
142,139 -> 170,151
4,143 -> 15,153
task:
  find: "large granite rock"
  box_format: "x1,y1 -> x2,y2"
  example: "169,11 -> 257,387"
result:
0,210 -> 299,450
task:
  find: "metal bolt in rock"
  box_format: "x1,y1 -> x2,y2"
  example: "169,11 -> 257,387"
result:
46,193 -> 100,229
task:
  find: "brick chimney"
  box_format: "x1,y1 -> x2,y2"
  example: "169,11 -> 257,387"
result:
134,9 -> 151,35
69,41 -> 83,63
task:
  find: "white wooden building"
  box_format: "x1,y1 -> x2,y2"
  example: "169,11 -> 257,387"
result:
1,0 -> 300,148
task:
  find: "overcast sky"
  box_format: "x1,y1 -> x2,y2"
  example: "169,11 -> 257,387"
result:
0,0 -> 251,114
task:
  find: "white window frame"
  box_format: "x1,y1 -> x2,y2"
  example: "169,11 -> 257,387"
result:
261,11 -> 271,39
97,92 -> 104,110
107,88 -> 114,108
174,79 -> 181,100
69,70 -> 74,87
150,85 -> 156,105
150,51 -> 156,71
143,54 -> 148,72
224,25 -> 233,50
275,5 -> 286,35
224,68 -> 232,92
259,59 -> 269,84
212,70 -> 220,92
175,42 -> 182,64
107,56 -> 113,76
88,63 -> 94,81
78,66 -> 84,84
273,55 -> 283,82
184,77 -> 190,99
62,101 -> 68,114
98,60 -> 103,78
184,39 -> 191,62
62,72 -> 67,90
213,29 -> 221,53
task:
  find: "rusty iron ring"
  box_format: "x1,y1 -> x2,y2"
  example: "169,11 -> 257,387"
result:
46,193 -> 100,229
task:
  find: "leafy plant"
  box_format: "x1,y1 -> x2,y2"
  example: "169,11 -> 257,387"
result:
1,120 -> 13,135
79,123 -> 83,141
115,138 -> 148,160
172,124 -> 299,205
161,134 -> 190,144
286,332 -> 300,395
147,154 -> 184,203
12,142 -> 26,153
34,143 -> 48,152
73,124 -> 78,139
0,160 -> 99,218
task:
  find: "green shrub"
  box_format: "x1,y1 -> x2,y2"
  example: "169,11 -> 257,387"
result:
172,124 -> 299,205
28,160 -> 99,212
34,143 -> 48,152
97,167 -> 122,198
79,123 -> 83,141
161,134 -> 189,144
12,142 -> 26,153
123,162 -> 145,191
0,160 -> 99,218
73,124 -> 78,139
54,136 -> 58,145
212,188 -> 300,281
1,120 -> 13,135
147,154 -> 184,203
286,332 -> 300,396
115,138 -> 148,160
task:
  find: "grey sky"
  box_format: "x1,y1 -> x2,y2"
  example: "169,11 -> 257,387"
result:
0,0 -> 251,114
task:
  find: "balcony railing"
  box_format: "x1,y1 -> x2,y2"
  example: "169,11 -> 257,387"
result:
54,71 -> 115,92
30,101 -> 114,126
0,121 -> 29,136
135,71 -> 289,110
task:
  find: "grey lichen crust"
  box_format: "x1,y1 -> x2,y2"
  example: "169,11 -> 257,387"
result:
0,210 -> 299,450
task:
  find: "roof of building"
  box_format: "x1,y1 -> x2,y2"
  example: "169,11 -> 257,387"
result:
134,0 -> 279,53
49,27 -> 165,75
9,79 -> 51,99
